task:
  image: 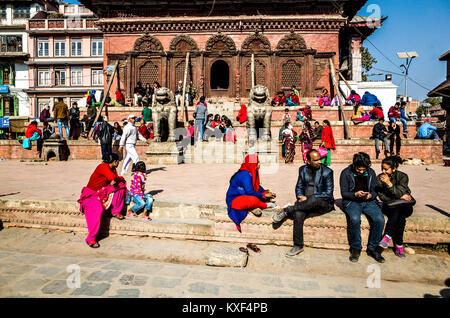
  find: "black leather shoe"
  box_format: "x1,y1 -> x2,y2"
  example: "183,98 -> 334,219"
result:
367,249 -> 385,263
349,248 -> 361,262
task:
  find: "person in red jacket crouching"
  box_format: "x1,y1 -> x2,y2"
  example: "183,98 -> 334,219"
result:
22,120 -> 43,153
369,103 -> 384,120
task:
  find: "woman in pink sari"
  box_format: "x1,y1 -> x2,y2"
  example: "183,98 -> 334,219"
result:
78,153 -> 127,248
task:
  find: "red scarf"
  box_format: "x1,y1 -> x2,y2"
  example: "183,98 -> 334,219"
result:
239,154 -> 260,192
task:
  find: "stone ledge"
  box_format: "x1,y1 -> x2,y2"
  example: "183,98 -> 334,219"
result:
0,198 -> 448,248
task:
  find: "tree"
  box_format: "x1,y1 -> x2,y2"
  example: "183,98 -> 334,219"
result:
361,46 -> 378,81
416,105 -> 427,118
422,97 -> 442,107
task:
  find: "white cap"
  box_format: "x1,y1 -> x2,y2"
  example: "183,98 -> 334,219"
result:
127,114 -> 136,120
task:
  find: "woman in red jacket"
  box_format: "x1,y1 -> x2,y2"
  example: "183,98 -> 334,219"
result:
78,153 -> 127,248
320,120 -> 336,166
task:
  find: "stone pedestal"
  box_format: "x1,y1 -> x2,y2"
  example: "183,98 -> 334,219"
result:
43,136 -> 69,161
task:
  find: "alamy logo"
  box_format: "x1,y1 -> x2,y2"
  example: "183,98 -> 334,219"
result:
66,264 -> 81,289
366,264 -> 381,288
366,4 -> 382,29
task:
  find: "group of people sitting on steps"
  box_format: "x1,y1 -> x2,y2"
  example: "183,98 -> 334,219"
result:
226,151 -> 415,263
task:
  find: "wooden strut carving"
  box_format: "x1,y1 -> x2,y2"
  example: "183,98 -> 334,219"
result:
241,31 -> 271,53
169,34 -> 199,53
205,32 -> 237,54
276,30 -> 307,51
134,33 -> 164,53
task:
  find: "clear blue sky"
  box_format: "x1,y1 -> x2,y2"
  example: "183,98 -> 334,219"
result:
65,0 -> 450,101
357,0 -> 450,101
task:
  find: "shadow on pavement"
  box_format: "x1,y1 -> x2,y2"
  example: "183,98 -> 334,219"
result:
425,204 -> 450,218
146,167 -> 167,174
149,189 -> 164,196
0,192 -> 21,198
424,278 -> 450,298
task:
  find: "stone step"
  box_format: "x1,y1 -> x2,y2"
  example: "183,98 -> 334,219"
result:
0,138 -> 442,163
0,198 -> 448,248
79,105 -> 357,123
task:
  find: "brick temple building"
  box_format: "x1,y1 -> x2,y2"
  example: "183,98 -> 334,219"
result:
79,0 -> 379,103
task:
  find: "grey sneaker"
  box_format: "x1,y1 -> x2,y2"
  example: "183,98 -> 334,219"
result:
266,202 -> 278,209
286,246 -> 304,257
272,210 -> 287,223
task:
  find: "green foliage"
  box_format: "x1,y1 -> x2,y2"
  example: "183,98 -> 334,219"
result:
361,46 -> 378,81
416,105 -> 427,118
422,97 -> 442,107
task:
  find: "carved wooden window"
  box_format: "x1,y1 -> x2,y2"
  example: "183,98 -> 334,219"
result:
139,61 -> 159,85
246,60 -> 266,89
175,61 -> 192,84
282,59 -> 301,88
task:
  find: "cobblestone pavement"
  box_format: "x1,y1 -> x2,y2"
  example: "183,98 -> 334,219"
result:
1,161 -> 449,218
0,229 -> 448,298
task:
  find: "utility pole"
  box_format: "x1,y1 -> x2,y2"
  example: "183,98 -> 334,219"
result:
397,51 -> 419,108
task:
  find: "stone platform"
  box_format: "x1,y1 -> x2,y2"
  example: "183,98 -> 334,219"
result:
0,138 -> 443,164
0,161 -> 449,249
80,105 -> 357,123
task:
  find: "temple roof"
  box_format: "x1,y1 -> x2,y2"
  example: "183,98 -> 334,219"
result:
79,0 -> 368,19
439,50 -> 450,61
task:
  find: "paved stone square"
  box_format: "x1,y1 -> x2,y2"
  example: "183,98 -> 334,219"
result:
0,228 -> 448,298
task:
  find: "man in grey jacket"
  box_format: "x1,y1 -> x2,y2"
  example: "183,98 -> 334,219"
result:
193,96 -> 208,143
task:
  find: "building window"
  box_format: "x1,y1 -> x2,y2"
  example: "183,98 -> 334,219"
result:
91,69 -> 103,86
37,38 -> 49,57
55,68 -> 66,86
71,67 -> 82,86
65,5 -> 75,14
2,67 -> 10,85
38,68 -> 50,86
38,98 -> 50,115
13,5 -> 30,19
71,38 -> 82,57
1,35 -> 23,53
91,38 -> 103,56
54,40 -> 66,57
0,5 -> 7,19
79,6 -> 90,13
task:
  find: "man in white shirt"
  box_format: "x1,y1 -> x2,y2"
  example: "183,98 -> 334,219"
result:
119,114 -> 149,175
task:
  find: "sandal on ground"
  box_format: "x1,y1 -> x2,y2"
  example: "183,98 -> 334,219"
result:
239,247 -> 249,255
112,213 -> 125,220
142,215 -> 152,221
86,241 -> 99,248
127,213 -> 137,218
247,243 -> 261,253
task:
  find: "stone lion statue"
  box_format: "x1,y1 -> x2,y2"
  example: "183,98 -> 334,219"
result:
152,87 -> 178,142
247,85 -> 272,142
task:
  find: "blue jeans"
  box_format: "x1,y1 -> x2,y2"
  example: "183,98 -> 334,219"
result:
194,119 -> 205,141
424,130 -> 439,139
389,117 -> 407,133
131,194 -> 153,213
57,119 -> 69,138
344,201 -> 385,251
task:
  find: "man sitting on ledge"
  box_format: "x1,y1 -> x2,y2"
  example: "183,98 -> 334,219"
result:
272,149 -> 335,257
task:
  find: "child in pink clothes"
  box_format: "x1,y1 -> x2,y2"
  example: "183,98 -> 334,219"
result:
127,161 -> 153,220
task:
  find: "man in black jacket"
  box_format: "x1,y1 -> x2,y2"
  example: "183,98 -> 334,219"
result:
340,152 -> 385,263
96,117 -> 115,158
372,118 -> 389,159
272,149 -> 335,257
